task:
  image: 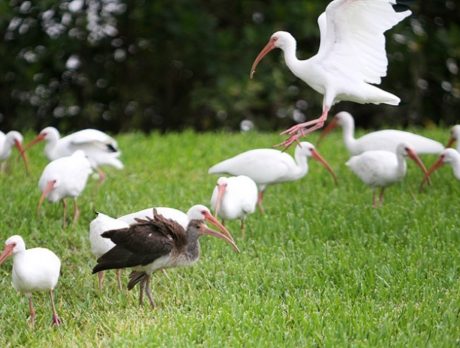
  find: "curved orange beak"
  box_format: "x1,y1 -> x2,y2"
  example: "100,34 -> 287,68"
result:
38,180 -> 56,213
23,133 -> 46,152
203,210 -> 236,244
311,149 -> 338,185
420,154 -> 444,190
0,244 -> 15,265
250,38 -> 276,79
14,140 -> 30,174
317,117 -> 339,146
199,223 -> 240,253
407,148 -> 428,176
214,183 -> 227,218
445,136 -> 456,149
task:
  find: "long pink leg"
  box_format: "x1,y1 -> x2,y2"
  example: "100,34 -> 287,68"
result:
72,198 -> 80,226
97,271 -> 105,290
257,191 -> 265,214
50,290 -> 61,326
62,199 -> 67,228
97,168 -> 106,184
116,269 -> 122,290
28,296 -> 36,327
379,187 -> 386,206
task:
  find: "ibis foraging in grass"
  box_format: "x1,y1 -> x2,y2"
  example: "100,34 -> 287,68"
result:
346,143 -> 428,207
0,235 -> 61,327
25,127 -> 123,183
422,149 -> 460,188
92,211 -> 239,308
317,111 -> 444,155
250,0 -> 411,148
208,142 -> 337,212
89,212 -> 129,290
210,176 -> 258,236
38,150 -> 93,227
446,125 -> 460,152
0,131 -> 29,173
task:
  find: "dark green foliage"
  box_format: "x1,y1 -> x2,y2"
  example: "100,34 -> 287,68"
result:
0,1 -> 459,133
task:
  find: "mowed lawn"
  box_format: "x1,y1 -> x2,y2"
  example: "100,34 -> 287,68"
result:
0,129 -> 459,347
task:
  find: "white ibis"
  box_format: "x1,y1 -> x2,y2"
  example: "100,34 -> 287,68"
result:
0,130 -> 29,173
250,0 -> 411,147
25,127 -> 123,182
318,111 -> 444,155
346,143 -> 428,207
0,235 -> 61,327
210,175 -> 258,236
422,149 -> 460,186
208,142 -> 337,212
92,211 -> 239,308
446,125 -> 460,152
38,150 -> 93,227
89,212 -> 129,290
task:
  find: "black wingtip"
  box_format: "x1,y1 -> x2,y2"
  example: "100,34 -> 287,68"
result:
392,0 -> 413,12
106,144 -> 118,153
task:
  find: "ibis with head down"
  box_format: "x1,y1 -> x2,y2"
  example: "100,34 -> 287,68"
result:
346,143 -> 428,207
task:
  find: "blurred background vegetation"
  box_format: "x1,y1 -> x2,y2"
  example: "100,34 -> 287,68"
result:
0,0 -> 459,133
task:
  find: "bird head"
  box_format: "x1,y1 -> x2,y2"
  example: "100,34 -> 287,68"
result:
23,126 -> 59,153
5,131 -> 29,173
0,235 -> 25,265
296,142 -> 338,185
397,143 -> 428,176
187,219 -> 239,253
421,148 -> 458,190
446,125 -> 460,148
187,204 -> 237,246
250,31 -> 295,79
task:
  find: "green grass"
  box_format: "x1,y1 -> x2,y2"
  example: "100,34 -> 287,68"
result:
0,129 -> 459,347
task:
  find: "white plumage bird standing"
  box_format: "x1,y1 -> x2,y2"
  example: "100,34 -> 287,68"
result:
318,111 -> 444,155
208,142 -> 337,212
250,0 -> 412,147
0,235 -> 61,327
210,176 -> 258,236
25,127 -> 123,182
89,213 -> 129,290
38,150 -> 93,227
346,143 -> 428,207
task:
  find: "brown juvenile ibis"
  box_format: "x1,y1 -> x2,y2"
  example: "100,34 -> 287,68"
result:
92,210 -> 239,308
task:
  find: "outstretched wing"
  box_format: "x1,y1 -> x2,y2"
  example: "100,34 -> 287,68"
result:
316,0 -> 411,84
92,213 -> 186,273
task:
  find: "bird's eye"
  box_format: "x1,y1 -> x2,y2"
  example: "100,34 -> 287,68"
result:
272,37 -> 278,41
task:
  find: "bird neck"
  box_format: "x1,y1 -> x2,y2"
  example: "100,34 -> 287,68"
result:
341,119 -> 358,154
395,152 -> 408,178
281,38 -> 307,78
184,237 -> 200,262
293,150 -> 309,179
